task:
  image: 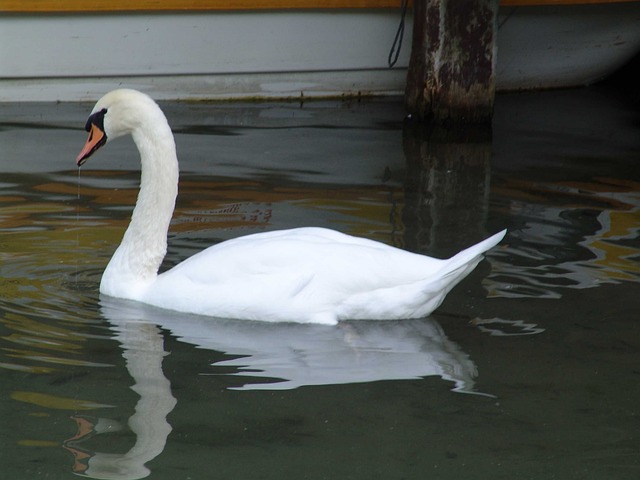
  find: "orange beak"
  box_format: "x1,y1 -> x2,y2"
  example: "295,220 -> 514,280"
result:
76,123 -> 107,166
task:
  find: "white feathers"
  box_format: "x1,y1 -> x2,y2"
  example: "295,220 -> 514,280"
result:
83,89 -> 506,324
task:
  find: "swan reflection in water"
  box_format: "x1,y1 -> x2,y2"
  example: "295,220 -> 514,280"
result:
63,319 -> 175,480
65,298 -> 483,479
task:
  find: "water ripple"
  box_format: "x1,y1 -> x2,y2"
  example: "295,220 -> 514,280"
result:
485,177 -> 640,298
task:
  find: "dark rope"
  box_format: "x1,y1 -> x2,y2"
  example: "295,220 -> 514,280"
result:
388,0 -> 410,68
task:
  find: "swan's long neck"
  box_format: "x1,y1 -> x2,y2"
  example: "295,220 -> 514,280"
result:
100,115 -> 179,298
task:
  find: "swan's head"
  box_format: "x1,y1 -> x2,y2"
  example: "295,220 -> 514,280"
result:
76,89 -> 164,166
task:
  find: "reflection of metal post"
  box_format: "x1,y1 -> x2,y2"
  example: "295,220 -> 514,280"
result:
402,122 -> 492,256
405,0 -> 498,124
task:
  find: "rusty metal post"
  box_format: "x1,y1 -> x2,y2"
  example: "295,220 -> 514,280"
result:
405,0 -> 499,124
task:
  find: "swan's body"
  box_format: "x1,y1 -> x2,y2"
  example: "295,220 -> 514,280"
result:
77,89 -> 506,325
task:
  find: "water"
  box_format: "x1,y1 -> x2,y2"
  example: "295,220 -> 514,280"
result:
1,86 -> 639,479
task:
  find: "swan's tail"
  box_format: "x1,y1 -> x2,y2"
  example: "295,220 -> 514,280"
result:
440,229 -> 507,279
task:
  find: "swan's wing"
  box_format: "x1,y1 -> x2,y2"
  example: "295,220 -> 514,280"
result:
162,227 -> 439,281
147,228 -> 505,323
149,228 -> 442,321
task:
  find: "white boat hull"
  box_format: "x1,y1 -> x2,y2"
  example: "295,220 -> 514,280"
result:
1,3 -> 639,101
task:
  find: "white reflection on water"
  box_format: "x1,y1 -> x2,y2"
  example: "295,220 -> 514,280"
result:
100,297 -> 482,394
472,317 -> 545,337
54,298 -> 486,479
62,322 -> 175,480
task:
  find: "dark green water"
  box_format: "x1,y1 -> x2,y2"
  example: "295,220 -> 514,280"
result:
0,86 -> 638,479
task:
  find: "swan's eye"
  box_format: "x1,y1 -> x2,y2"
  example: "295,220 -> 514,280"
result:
85,108 -> 107,132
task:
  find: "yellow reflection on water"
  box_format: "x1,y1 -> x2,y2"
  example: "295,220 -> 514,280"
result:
487,176 -> 640,297
0,362 -> 54,374
11,391 -> 114,410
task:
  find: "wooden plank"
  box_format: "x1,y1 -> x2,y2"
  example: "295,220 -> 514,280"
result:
0,0 -> 404,13
502,0 -> 638,5
1,0 -> 637,12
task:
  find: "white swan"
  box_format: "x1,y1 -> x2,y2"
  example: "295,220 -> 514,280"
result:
76,89 -> 506,325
